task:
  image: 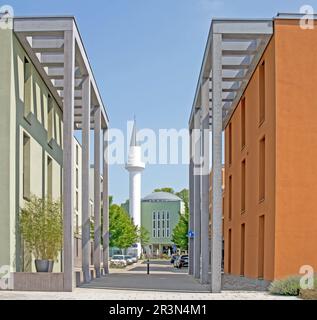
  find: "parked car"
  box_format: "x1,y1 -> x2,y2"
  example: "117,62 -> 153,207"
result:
170,254 -> 178,264
124,255 -> 134,265
174,255 -> 188,268
131,255 -> 138,263
110,255 -> 127,267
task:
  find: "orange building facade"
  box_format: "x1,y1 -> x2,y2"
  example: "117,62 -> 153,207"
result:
222,18 -> 317,281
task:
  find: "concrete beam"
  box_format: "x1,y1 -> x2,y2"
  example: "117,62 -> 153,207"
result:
200,79 -> 210,285
103,127 -> 110,275
81,76 -> 91,283
62,28 -> 75,292
193,109 -> 201,280
211,32 -> 223,293
188,128 -> 194,276
94,106 -> 101,278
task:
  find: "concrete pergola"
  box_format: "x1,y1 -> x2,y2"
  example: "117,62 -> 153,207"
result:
188,18 -> 273,292
13,17 -> 110,291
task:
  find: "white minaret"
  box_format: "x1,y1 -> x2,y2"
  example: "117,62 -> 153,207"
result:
125,120 -> 145,258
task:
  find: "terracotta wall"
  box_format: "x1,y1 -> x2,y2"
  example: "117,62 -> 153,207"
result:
223,35 -> 277,280
274,19 -> 317,278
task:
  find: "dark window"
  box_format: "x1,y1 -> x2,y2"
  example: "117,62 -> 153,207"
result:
259,137 -> 265,201
259,61 -> 265,124
23,134 -> 31,200
241,97 -> 246,148
241,160 -> 246,212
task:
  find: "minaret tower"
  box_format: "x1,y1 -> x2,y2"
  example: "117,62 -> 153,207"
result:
125,119 -> 145,258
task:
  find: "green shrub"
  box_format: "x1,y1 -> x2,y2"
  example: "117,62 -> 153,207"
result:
20,195 -> 63,261
269,275 -> 317,296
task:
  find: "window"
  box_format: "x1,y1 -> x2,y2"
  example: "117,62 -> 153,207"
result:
47,156 -> 53,199
162,211 -> 165,220
47,95 -> 54,142
259,137 -> 265,201
258,215 -> 265,279
229,123 -> 232,165
76,145 -> 79,165
75,214 -> 79,234
229,175 -> 232,220
24,58 -> 32,117
166,212 -> 169,220
75,191 -> 79,212
23,134 -> 31,200
76,237 -> 79,257
241,160 -> 246,212
162,229 -> 165,237
228,229 -> 232,273
241,97 -> 246,148
240,224 -> 245,276
166,229 -> 170,237
259,61 -> 265,124
76,168 -> 79,189
152,212 -> 156,238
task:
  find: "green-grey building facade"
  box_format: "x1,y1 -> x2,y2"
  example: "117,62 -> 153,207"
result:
123,191 -> 185,256
0,15 -> 109,291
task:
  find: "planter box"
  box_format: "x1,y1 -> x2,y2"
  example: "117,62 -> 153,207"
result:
12,272 -> 64,292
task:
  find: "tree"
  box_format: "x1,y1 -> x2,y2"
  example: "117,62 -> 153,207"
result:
109,204 -> 138,249
175,189 -> 189,209
90,196 -> 138,250
139,226 -> 150,247
171,210 -> 189,251
153,187 -> 175,194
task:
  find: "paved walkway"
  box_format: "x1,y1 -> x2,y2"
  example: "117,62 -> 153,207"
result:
0,260 -> 297,300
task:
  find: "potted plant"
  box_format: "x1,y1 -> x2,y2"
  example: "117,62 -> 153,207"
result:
20,196 -> 63,272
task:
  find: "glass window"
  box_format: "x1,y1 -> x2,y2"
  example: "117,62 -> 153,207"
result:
157,229 -> 160,237
158,212 -> 160,220
166,229 -> 170,237
163,229 -> 165,237
153,211 -> 156,220
167,212 -> 169,219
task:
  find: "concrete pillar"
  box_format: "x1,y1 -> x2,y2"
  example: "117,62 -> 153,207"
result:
193,109 -> 201,279
200,79 -> 210,284
94,106 -> 101,278
81,76 -> 91,283
102,126 -> 110,275
62,29 -> 75,292
211,32 -> 223,293
188,127 -> 194,276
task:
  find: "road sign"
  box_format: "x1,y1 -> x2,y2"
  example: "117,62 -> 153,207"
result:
188,230 -> 195,238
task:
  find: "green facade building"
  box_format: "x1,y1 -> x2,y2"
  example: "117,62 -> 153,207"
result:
123,191 -> 185,256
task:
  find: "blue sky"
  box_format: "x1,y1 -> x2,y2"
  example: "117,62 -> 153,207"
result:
7,0 -> 317,203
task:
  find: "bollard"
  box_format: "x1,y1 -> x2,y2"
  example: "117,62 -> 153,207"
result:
146,259 -> 150,274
